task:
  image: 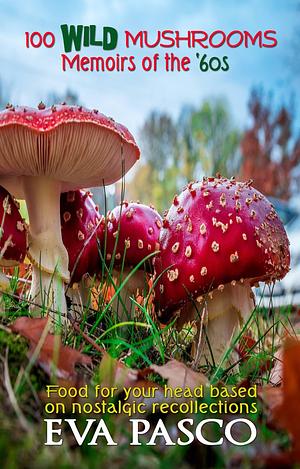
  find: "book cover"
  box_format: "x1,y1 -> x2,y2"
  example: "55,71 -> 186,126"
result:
0,1 -> 298,468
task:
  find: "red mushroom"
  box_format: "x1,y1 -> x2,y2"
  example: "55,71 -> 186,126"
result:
61,189 -> 104,316
0,185 -> 27,294
105,202 -> 162,319
0,104 -> 139,322
154,176 -> 290,363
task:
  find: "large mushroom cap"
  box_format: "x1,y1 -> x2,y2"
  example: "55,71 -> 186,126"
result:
61,190 -> 104,283
0,185 -> 27,266
106,202 -> 162,269
0,104 -> 139,320
0,104 -> 140,197
154,176 -> 290,315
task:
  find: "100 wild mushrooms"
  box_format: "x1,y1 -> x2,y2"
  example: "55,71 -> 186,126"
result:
0,103 -> 291,365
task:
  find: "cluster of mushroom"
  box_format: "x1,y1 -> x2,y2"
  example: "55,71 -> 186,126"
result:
0,103 -> 140,321
0,102 -> 162,324
59,175 -> 290,366
0,103 -> 291,366
61,196 -> 162,321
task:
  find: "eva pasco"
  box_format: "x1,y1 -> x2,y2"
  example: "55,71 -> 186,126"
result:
44,417 -> 256,447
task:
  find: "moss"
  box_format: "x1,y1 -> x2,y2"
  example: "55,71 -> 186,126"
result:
0,329 -> 48,393
0,329 -> 28,381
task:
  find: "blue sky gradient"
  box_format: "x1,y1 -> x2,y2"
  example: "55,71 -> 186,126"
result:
0,0 -> 298,136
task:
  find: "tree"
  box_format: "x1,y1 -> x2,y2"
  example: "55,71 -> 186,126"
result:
240,89 -> 300,200
139,111 -> 179,173
130,111 -> 179,211
127,99 -> 241,212
180,98 -> 241,179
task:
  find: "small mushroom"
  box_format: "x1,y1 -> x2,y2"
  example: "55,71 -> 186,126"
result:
105,202 -> 162,319
154,176 -> 290,363
0,185 -> 27,297
0,104 -> 139,322
60,189 -> 104,317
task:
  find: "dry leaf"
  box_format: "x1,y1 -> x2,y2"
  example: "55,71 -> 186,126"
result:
150,359 -> 208,389
273,338 -> 300,462
269,349 -> 284,386
99,353 -> 160,392
258,385 -> 283,420
269,334 -> 300,386
99,352 -> 139,389
237,334 -> 256,360
10,317 -> 92,380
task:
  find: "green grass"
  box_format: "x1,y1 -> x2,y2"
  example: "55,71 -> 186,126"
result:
0,262 -> 299,469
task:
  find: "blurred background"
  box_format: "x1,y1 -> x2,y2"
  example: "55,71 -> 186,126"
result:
0,0 -> 299,302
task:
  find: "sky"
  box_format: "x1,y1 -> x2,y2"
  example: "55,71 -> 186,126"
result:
0,0 -> 298,139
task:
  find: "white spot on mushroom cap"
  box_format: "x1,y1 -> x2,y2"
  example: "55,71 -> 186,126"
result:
185,246 -> 192,258
200,223 -> 206,235
167,268 -> 179,282
16,221 -> 24,231
172,242 -> 180,253
230,252 -> 239,263
211,241 -> 219,253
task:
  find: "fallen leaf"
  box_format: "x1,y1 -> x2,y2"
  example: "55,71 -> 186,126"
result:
150,359 -> 208,389
98,352 -> 160,392
269,349 -> 284,386
99,352 -> 138,389
10,317 -> 92,380
273,338 -> 300,463
258,384 -> 283,421
268,334 -> 300,387
237,333 -> 256,360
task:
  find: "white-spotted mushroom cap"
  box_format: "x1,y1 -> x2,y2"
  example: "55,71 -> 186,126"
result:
105,202 -> 162,271
0,185 -> 27,266
61,190 -> 104,283
154,176 -> 290,318
0,104 -> 140,197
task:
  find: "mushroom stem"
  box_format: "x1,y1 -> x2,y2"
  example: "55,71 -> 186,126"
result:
23,176 -> 70,319
30,266 -> 67,320
197,282 -> 255,365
